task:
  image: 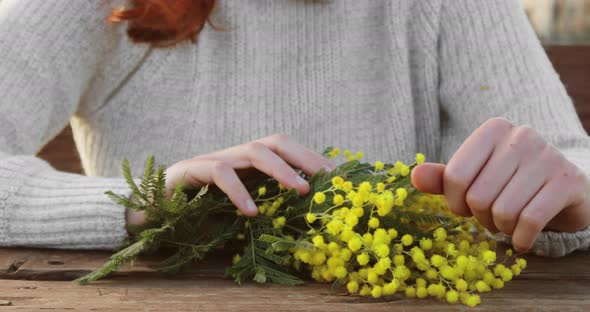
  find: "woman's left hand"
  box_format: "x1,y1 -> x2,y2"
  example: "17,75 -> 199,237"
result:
411,117 -> 590,252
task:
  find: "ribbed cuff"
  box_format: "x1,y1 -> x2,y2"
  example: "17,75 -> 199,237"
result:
491,226 -> 590,258
0,159 -> 19,247
0,156 -> 132,250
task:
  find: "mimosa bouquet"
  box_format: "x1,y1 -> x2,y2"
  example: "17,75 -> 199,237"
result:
76,148 -> 526,307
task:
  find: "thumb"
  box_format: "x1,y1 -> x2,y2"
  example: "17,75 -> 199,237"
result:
411,163 -> 446,194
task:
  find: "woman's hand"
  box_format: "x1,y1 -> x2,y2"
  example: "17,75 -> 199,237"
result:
126,134 -> 334,227
411,117 -> 590,252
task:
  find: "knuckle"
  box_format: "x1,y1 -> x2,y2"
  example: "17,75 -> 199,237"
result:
248,141 -> 270,154
556,163 -> 588,205
172,159 -> 197,173
210,160 -> 230,176
269,133 -> 292,144
508,126 -> 545,153
563,160 -> 579,175
484,117 -> 514,132
572,165 -> 588,184
513,125 -> 534,137
540,144 -> 567,171
539,144 -> 558,161
559,162 -> 583,184
512,126 -> 538,141
531,140 -> 548,154
191,154 -> 211,162
175,159 -> 191,168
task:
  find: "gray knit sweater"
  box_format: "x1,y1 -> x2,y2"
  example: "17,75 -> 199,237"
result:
0,0 -> 589,256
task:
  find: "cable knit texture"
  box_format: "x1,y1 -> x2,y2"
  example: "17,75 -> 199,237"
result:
0,0 -> 589,255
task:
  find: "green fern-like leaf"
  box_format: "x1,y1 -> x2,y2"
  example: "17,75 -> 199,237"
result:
75,226 -> 166,285
122,159 -> 142,200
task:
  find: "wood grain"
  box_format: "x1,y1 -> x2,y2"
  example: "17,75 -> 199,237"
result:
0,247 -> 589,311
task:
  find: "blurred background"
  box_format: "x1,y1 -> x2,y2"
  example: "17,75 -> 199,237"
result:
523,0 -> 590,44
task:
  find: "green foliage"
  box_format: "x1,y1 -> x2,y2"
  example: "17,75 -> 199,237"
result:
76,226 -> 165,284
75,157 -> 240,284
226,237 -> 304,286
77,153 -> 460,287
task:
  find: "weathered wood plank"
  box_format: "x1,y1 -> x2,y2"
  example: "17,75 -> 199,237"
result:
2,246 -> 589,279
0,248 -> 156,281
0,247 -> 589,311
0,274 -> 588,311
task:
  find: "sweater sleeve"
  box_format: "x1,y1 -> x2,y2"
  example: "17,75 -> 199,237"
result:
437,0 -> 590,257
0,0 -> 132,250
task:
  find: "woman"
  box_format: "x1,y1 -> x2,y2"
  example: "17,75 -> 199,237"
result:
0,0 -> 588,257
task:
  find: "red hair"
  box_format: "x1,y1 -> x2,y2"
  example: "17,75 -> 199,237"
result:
108,0 -> 217,47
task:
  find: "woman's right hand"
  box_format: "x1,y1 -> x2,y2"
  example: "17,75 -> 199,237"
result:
126,134 -> 335,227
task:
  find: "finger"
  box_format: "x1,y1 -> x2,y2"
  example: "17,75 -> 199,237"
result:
465,140 -> 523,233
411,163 -> 445,194
165,160 -> 196,197
207,161 -> 259,217
244,142 -> 310,195
444,117 -> 513,216
511,179 -> 568,252
491,161 -> 547,235
178,160 -> 259,216
258,134 -> 335,176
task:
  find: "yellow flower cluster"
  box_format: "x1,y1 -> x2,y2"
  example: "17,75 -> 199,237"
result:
287,152 -> 526,307
257,196 -> 285,217
327,147 -> 365,162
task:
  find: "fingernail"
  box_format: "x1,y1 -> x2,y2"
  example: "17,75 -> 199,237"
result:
296,176 -> 308,186
324,164 -> 335,172
246,199 -> 257,213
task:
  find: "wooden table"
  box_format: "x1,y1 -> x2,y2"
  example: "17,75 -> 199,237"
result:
0,247 -> 589,311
